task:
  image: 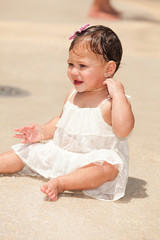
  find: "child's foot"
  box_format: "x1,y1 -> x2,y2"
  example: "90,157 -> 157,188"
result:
88,6 -> 121,20
89,10 -> 121,20
40,178 -> 63,201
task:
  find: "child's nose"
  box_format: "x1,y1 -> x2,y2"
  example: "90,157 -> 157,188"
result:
71,67 -> 79,76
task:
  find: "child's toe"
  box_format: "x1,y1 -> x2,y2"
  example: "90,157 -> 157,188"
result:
50,193 -> 57,201
40,178 -> 60,202
46,188 -> 52,194
48,191 -> 54,197
40,184 -> 48,193
40,185 -> 48,193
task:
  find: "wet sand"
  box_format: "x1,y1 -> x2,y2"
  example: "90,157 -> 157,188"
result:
0,0 -> 160,239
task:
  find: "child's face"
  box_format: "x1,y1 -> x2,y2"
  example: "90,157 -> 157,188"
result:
67,43 -> 107,93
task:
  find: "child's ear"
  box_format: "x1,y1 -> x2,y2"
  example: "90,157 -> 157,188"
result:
104,61 -> 117,78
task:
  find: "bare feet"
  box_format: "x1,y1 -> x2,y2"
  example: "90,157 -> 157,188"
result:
88,3 -> 121,20
89,10 -> 121,20
40,178 -> 63,201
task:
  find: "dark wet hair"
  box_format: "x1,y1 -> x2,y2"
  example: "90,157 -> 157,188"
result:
69,25 -> 123,72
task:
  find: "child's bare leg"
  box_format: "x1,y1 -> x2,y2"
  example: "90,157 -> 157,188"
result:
0,150 -> 24,174
40,162 -> 118,201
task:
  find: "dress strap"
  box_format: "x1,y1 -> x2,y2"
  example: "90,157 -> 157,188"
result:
68,89 -> 76,100
99,96 -> 111,107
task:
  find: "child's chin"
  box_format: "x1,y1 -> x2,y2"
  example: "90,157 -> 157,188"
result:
74,85 -> 84,92
75,88 -> 83,93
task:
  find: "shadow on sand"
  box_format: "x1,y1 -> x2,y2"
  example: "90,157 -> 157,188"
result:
55,176 -> 148,203
0,174 -> 148,203
0,85 -> 31,97
58,176 -> 148,203
118,176 -> 148,203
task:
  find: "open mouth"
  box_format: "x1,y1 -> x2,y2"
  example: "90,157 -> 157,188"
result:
73,80 -> 83,86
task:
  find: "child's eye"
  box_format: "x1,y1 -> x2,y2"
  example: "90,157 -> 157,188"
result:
68,62 -> 74,67
80,64 -> 87,68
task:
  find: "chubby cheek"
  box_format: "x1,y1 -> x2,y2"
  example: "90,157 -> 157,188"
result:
67,69 -> 71,80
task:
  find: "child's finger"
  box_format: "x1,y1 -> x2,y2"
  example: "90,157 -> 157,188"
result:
28,124 -> 36,129
22,125 -> 34,130
14,125 -> 36,133
15,125 -> 31,130
103,80 -> 109,85
14,128 -> 21,132
13,134 -> 26,139
14,128 -> 26,133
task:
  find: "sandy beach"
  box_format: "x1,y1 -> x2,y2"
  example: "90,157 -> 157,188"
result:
0,0 -> 160,239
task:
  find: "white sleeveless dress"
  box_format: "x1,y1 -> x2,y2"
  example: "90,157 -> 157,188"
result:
12,90 -> 129,201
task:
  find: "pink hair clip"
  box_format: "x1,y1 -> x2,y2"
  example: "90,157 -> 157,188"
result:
69,24 -> 90,40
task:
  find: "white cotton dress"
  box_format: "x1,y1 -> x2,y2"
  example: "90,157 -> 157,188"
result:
12,90 -> 129,201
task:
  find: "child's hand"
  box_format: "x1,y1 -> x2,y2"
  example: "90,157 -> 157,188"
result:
103,78 -> 125,98
14,124 -> 42,144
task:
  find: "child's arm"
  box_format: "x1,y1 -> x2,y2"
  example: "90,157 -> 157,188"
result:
41,116 -> 60,141
103,78 -> 135,138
